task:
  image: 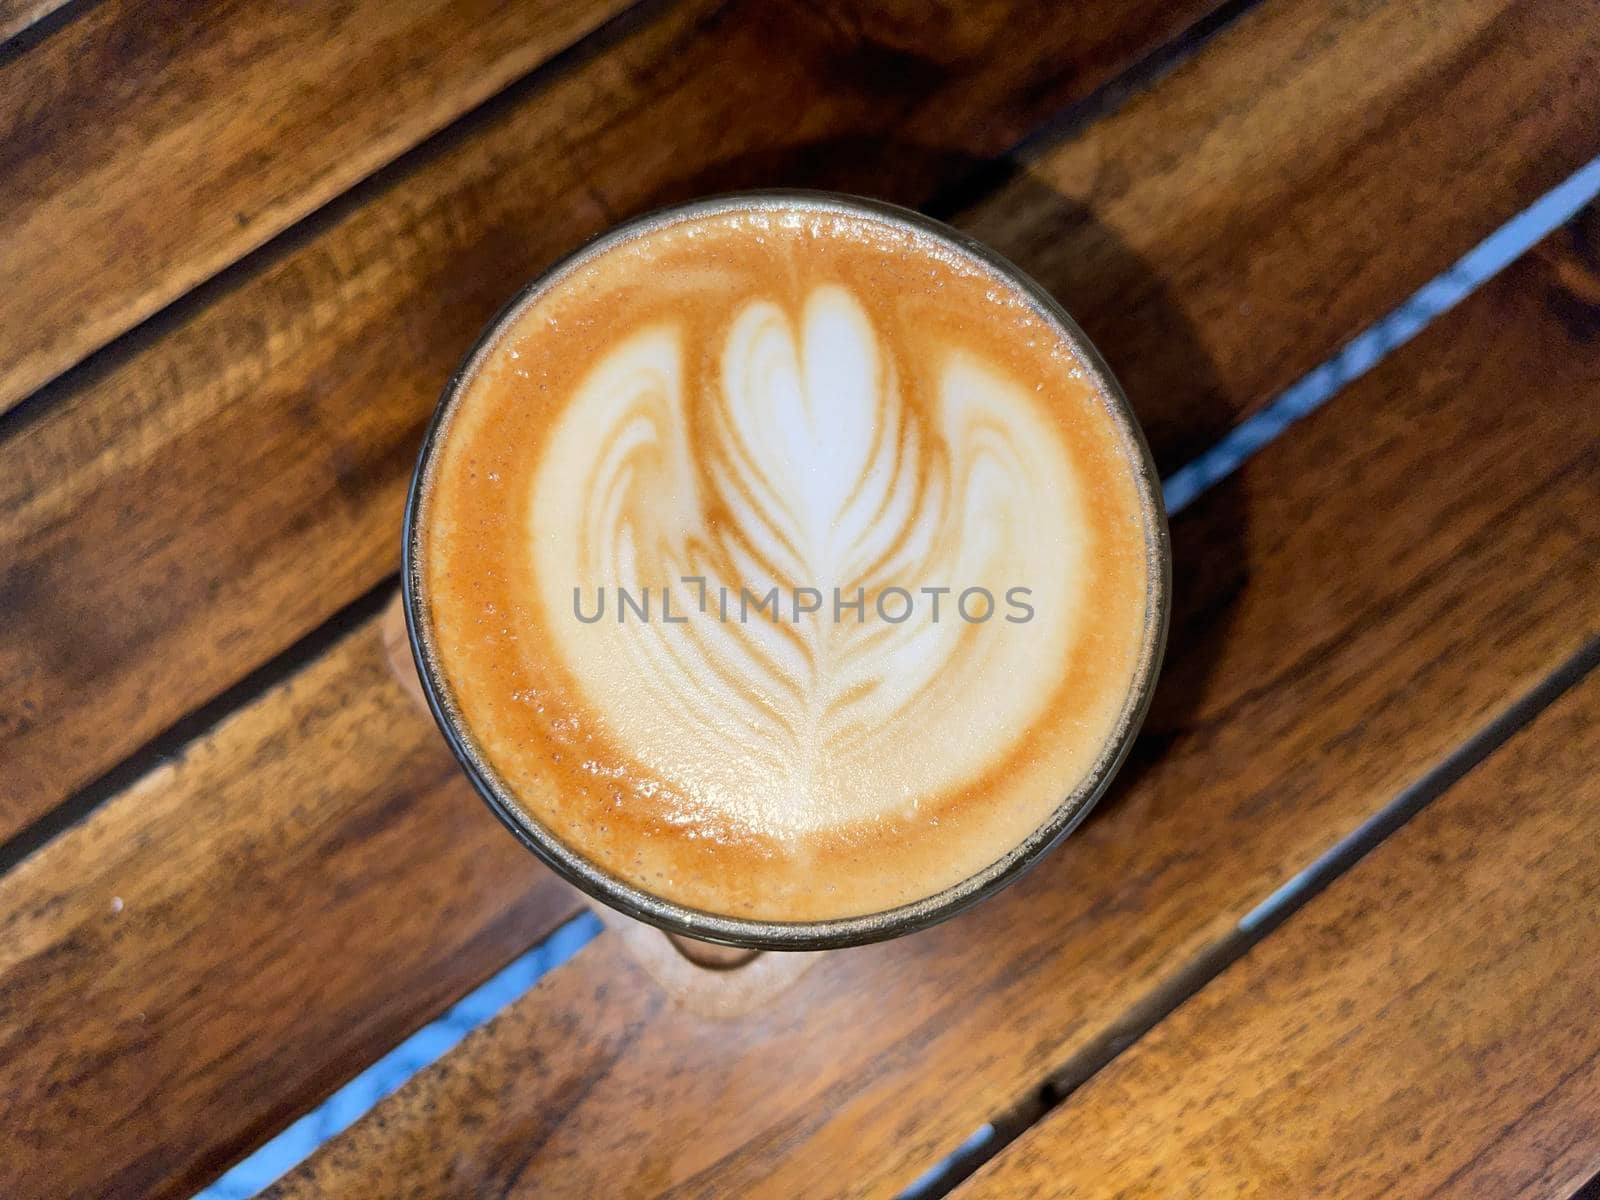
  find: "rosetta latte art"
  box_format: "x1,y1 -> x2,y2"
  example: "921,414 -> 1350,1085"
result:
532,284 -> 1088,838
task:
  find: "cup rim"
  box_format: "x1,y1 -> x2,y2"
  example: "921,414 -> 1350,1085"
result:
402,189 -> 1171,951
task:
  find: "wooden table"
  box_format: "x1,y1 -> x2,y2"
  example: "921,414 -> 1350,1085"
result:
2,1 -> 1597,1196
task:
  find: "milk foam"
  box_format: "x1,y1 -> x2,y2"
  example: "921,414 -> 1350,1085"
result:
419,200 -> 1157,922
531,284 -> 1084,836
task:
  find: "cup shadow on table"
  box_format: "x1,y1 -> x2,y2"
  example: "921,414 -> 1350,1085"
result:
631,140 -> 1248,841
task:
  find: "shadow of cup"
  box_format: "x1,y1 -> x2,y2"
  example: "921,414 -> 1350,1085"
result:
395,139 -> 1248,979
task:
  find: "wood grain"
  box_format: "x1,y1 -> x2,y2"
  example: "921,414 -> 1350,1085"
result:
7,0 -> 1595,851
967,0 -> 1600,472
263,210 -> 1600,1199
0,0 -> 1232,841
956,670 -> 1600,1200
2,4 -> 1596,1190
0,617 -> 587,1200
0,4 -> 1242,1189
0,0 -> 640,414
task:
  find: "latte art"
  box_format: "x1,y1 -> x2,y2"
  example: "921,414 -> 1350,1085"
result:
535,284 -> 1082,837
416,199 -> 1161,924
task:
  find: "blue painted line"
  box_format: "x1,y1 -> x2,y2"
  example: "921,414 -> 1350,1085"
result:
903,154 -> 1600,1200
198,152 -> 1600,1200
899,1123 -> 997,1200
1163,152 -> 1600,516
194,911 -> 603,1199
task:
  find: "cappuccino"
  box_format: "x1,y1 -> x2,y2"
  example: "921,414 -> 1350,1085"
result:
412,197 -> 1163,928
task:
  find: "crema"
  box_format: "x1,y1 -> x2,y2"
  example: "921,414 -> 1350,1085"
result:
413,197 -> 1162,924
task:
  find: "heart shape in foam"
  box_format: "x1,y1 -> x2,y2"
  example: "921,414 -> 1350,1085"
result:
531,285 -> 1086,839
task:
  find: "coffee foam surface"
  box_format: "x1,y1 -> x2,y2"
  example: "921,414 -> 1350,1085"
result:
418,201 -> 1156,923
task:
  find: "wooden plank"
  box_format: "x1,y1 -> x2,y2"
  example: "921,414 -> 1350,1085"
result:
0,5 -> 1593,1187
0,613 -> 587,1200
0,0 -> 1232,841
4,0 -> 1594,853
0,0 -> 640,414
956,670 -> 1600,1200
0,5 -> 1242,1189
963,0 -> 1600,470
261,208 -> 1600,1198
0,9 -> 1248,1190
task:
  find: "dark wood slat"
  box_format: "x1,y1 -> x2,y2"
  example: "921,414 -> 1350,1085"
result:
0,0 -> 640,414
957,669 -> 1600,1200
2,3 -> 1594,1190
0,4 -> 1241,1192
0,0 -> 1231,842
0,615 -> 587,1200
7,0 -> 1595,853
262,207 -> 1600,1199
965,0 -> 1600,474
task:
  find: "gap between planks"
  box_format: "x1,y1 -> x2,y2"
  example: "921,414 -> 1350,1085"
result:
0,0 -> 1263,865
0,0 -> 88,60
0,0 -> 673,436
0,0 -> 1250,438
908,634 -> 1600,1199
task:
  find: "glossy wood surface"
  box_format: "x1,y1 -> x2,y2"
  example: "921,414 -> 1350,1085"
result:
0,0 -> 1238,841
265,208 -> 1600,1198
957,670 -> 1600,1199
2,0 -> 1597,1195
